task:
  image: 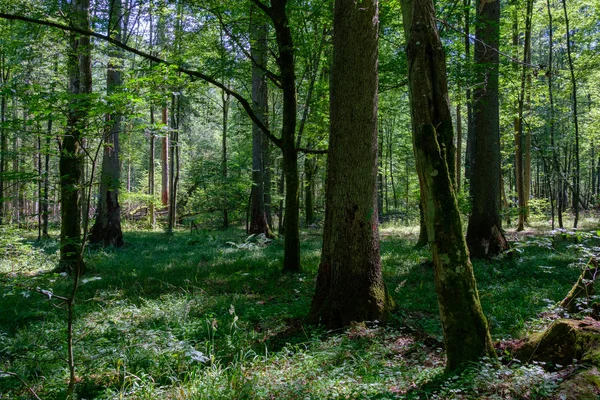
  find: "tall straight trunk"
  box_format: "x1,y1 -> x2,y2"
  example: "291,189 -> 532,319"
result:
401,0 -> 496,370
148,1 -> 156,228
388,124 -> 398,210
277,160 -> 285,234
90,0 -> 124,247
60,0 -> 91,273
515,0 -> 534,231
249,17 -> 271,235
221,91 -> 230,228
592,142 -> 596,198
456,104 -> 462,193
42,120 -> 50,237
309,0 -> 392,327
304,154 -> 316,225
263,133 -> 273,226
167,92 -> 178,233
161,106 -> 169,206
269,0 -> 301,272
464,0 -> 475,195
149,107 -> 156,227
377,129 -> 384,220
37,127 -> 42,239
466,0 -> 509,258
562,0 -> 580,228
0,84 -> 5,225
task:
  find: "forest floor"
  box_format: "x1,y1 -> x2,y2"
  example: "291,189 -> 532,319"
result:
0,218 -> 598,399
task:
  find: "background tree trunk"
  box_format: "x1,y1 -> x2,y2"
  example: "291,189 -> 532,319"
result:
466,0 -> 509,258
562,0 -> 580,228
161,107 -> 169,207
221,90 -> 229,229
309,0 -> 392,328
59,0 -> 91,273
249,16 -> 271,236
90,0 -> 124,247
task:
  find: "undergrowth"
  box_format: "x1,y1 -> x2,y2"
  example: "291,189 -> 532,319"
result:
0,222 -> 593,399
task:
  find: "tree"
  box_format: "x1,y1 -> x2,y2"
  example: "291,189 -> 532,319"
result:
59,0 -> 92,272
562,0 -> 581,228
308,0 -> 392,327
401,0 -> 496,370
248,12 -> 272,236
89,0 -> 124,247
465,0 -> 508,258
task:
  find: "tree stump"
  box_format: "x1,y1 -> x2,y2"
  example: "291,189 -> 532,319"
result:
513,318 -> 600,368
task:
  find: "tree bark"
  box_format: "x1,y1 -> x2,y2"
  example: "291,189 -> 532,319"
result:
562,0 -> 580,228
309,0 -> 392,328
466,0 -> 509,258
464,0 -> 475,197
42,120 -> 50,237
161,107 -> 169,207
221,90 -> 230,229
456,104 -> 462,193
0,73 -> 6,226
59,0 -> 91,273
401,0 -> 496,370
269,0 -> 301,272
90,0 -> 124,247
249,15 -> 272,236
515,0 -> 533,231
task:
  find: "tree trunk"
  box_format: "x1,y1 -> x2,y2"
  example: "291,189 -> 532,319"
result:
464,0 -> 475,197
149,107 -> 156,228
562,0 -> 580,228
90,0 -> 124,247
304,154 -> 316,225
466,0 -> 509,258
42,120 -> 50,238
263,131 -> 273,227
401,0 -> 496,370
59,0 -> 91,273
456,104 -> 462,193
221,90 -> 230,229
515,0 -> 533,231
167,96 -> 175,233
309,0 -> 392,327
249,16 -> 272,236
0,79 -> 6,225
161,107 -> 169,207
270,0 -> 301,273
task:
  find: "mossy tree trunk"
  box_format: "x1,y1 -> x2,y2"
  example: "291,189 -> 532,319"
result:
466,0 -> 509,258
401,0 -> 496,371
90,0 -> 124,247
308,0 -> 392,328
60,0 -> 91,273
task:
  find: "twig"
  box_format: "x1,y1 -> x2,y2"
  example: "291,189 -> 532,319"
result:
1,371 -> 42,400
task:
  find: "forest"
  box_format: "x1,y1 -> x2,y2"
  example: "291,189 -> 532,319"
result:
1,0 -> 600,398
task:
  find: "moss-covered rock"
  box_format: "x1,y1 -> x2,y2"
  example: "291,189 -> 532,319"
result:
551,367 -> 600,400
513,318 -> 600,368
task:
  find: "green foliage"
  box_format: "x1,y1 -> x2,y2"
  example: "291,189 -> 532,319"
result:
0,224 -> 591,399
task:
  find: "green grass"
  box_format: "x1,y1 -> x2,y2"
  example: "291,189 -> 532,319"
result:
0,222 -> 593,399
